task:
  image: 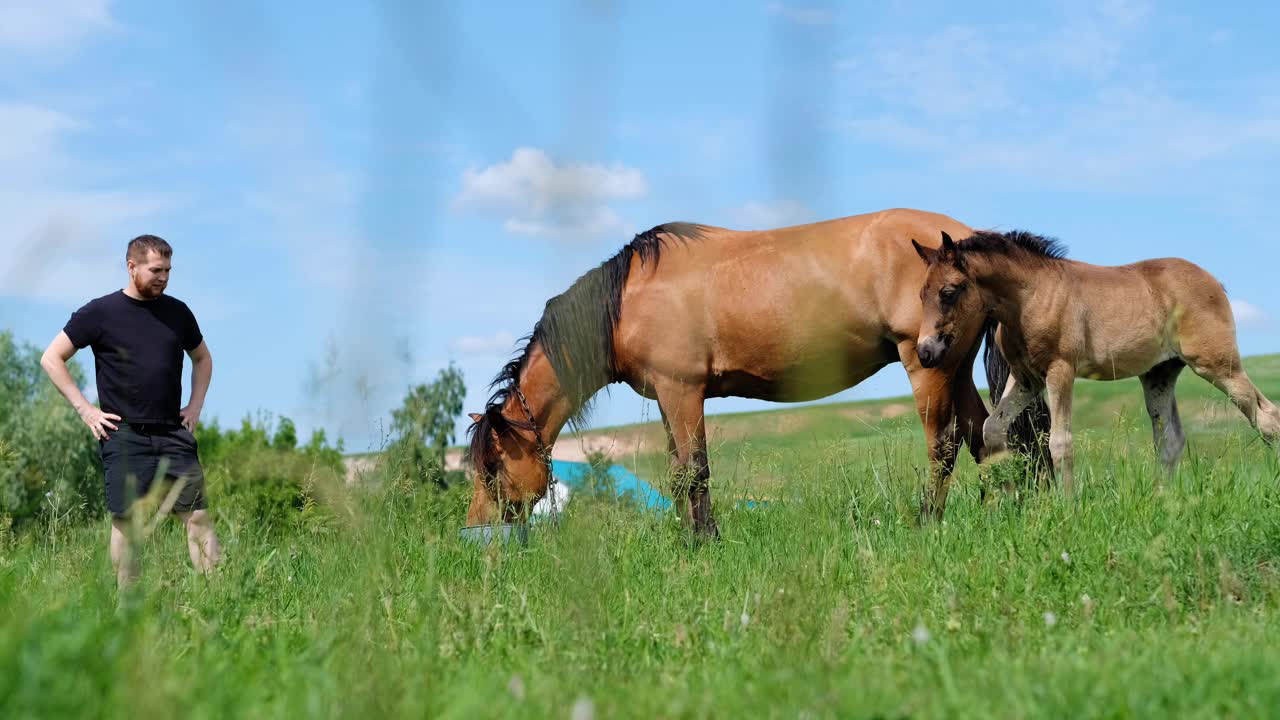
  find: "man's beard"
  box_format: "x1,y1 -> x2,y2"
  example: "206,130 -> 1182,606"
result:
136,279 -> 165,298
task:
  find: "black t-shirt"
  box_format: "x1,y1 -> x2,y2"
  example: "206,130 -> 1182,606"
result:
63,290 -> 204,424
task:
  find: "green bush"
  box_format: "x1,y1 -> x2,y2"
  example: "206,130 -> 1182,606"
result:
197,414 -> 345,529
0,332 -> 102,525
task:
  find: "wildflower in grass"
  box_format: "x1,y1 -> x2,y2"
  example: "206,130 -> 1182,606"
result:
1044,611 -> 1057,627
1081,593 -> 1096,619
912,623 -> 931,646
1061,551 -> 1071,565
571,696 -> 594,720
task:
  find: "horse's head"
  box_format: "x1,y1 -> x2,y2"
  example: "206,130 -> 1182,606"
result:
911,230 -> 986,369
464,404 -> 552,525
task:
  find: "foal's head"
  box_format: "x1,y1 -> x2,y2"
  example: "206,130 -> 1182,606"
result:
911,231 -> 986,369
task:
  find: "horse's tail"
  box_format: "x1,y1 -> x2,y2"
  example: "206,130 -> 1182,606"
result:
982,317 -> 1053,479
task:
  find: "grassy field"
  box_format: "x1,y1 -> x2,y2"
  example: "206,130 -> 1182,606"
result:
2,356 -> 1279,718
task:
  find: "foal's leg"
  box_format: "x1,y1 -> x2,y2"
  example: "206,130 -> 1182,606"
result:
1140,359 -> 1186,475
1045,361 -> 1077,496
899,342 -> 961,523
1177,314 -> 1280,456
655,381 -> 718,538
981,374 -> 1040,464
1185,357 -> 1280,454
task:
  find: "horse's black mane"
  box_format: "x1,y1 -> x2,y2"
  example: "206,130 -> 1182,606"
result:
959,229 -> 1068,262
467,222 -> 708,479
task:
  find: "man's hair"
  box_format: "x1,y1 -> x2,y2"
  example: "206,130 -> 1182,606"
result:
127,234 -> 173,263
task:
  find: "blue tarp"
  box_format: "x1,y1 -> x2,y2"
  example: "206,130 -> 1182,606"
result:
550,459 -> 672,510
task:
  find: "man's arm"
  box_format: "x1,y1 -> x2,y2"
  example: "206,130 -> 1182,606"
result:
40,331 -> 119,440
180,341 -> 212,431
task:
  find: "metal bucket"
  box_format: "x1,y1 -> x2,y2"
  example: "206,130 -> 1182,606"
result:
459,522 -> 530,547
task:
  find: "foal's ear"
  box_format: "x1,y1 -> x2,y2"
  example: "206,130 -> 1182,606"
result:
910,238 -> 934,264
939,231 -> 965,268
940,231 -> 957,253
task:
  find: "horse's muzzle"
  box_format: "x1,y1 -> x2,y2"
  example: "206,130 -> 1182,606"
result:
917,336 -> 950,369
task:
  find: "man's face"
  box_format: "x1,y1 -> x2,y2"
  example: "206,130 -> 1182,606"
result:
129,250 -> 171,299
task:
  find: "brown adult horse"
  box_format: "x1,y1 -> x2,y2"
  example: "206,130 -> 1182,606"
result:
913,230 -> 1280,494
466,208 -> 1048,536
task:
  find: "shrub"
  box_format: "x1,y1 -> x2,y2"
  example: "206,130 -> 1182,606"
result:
0,332 -> 101,525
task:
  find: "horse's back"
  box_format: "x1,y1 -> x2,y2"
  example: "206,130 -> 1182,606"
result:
613,208 -> 974,400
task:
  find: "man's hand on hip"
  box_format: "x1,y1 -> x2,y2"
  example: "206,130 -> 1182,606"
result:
180,404 -> 202,432
78,405 -> 121,441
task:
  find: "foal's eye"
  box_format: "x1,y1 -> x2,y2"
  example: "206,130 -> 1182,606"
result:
940,286 -> 959,303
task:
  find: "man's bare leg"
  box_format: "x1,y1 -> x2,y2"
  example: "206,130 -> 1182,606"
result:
110,517 -> 139,589
178,509 -> 222,572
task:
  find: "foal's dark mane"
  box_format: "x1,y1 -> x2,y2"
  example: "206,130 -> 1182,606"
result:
467,222 -> 709,478
959,229 -> 1068,264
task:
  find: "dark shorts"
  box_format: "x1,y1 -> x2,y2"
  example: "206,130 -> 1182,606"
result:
100,422 -> 207,519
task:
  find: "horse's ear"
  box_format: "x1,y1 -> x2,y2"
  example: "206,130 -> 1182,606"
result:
485,406 -> 510,433
911,238 -> 933,264
468,413 -> 484,424
939,231 -> 965,269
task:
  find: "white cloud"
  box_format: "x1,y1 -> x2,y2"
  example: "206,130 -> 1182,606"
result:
504,206 -> 623,240
726,200 -> 813,230
0,0 -> 114,55
0,103 -> 184,304
0,104 -> 80,171
834,9 -> 1280,194
0,191 -> 183,304
765,3 -> 835,27
1231,299 -> 1270,329
843,25 -> 1014,118
451,331 -> 518,356
455,147 -> 647,240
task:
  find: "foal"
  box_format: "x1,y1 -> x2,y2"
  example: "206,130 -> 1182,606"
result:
912,230 -> 1280,494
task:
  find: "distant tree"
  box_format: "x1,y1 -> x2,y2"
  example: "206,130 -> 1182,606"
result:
272,417 -> 298,450
388,364 -> 465,488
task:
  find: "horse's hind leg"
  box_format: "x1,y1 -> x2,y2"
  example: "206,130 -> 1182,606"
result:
1181,340 -> 1280,454
655,381 -> 718,538
1140,358 -> 1186,474
1208,372 -> 1279,450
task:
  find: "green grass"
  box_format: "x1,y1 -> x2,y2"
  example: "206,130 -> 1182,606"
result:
4,356 -> 1280,718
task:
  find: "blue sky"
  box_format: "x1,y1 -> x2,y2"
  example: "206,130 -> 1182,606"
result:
2,1 -> 1277,452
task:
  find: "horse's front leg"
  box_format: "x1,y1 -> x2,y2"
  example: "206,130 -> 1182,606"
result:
1045,361 -> 1077,496
656,381 -> 718,539
899,340 -> 962,523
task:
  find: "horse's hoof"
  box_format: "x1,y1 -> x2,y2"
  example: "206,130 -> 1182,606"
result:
916,507 -> 943,526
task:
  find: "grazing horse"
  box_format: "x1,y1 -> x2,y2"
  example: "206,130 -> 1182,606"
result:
913,230 -> 1280,494
465,208 -> 1049,536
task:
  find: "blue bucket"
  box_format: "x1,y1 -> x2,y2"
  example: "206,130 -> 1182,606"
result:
459,523 -> 530,546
